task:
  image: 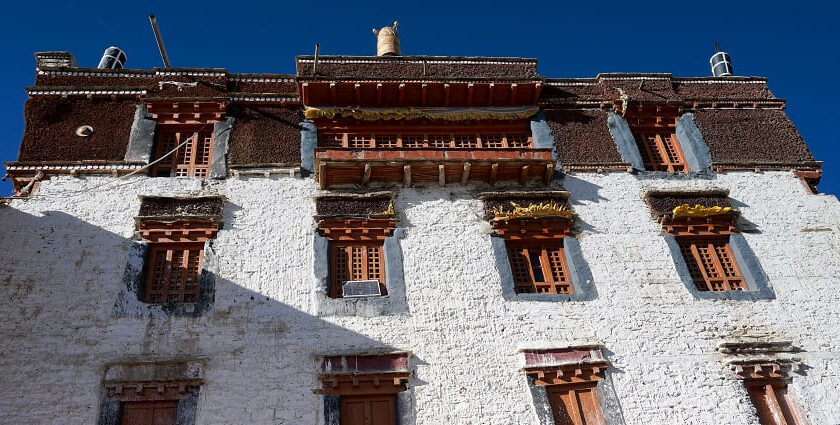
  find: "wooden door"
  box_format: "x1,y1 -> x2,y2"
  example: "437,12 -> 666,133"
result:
120,400 -> 178,425
340,395 -> 396,425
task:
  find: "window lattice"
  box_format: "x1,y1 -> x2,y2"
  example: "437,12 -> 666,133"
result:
153,129 -> 213,178
677,237 -> 746,291
319,132 -> 533,149
145,243 -> 204,303
507,241 -> 572,294
329,242 -> 386,298
633,132 -> 687,172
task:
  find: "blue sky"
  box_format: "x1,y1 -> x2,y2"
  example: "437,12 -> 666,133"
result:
1,0 -> 837,196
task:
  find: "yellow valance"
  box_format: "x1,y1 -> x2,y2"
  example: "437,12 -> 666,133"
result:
672,204 -> 734,218
493,201 -> 574,222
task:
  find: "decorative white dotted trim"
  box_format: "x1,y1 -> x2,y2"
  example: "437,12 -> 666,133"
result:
27,89 -> 147,95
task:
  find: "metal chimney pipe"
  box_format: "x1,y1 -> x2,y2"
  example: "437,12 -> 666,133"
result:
149,15 -> 171,68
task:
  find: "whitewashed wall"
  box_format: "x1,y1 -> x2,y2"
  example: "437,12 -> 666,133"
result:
0,170 -> 838,425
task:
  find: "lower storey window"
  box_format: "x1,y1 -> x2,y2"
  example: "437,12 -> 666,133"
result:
546,382 -> 605,425
340,394 -> 396,425
120,400 -> 179,425
145,243 -> 204,303
677,236 -> 745,291
330,242 -> 386,298
746,380 -> 805,425
507,241 -> 572,294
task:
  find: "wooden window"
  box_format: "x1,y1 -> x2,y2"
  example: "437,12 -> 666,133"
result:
120,400 -> 178,425
746,380 -> 806,425
152,128 -> 213,178
677,236 -> 746,291
145,242 -> 204,303
634,132 -> 687,172
481,135 -> 504,148
546,382 -> 606,425
340,394 -> 396,425
330,242 -> 386,298
376,135 -> 399,148
428,134 -> 450,148
453,135 -> 478,148
507,240 -> 572,294
318,129 -> 532,150
401,135 -> 425,148
506,134 -> 530,148
349,135 -> 374,148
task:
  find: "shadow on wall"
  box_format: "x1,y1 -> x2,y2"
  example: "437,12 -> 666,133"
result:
0,205 -> 423,424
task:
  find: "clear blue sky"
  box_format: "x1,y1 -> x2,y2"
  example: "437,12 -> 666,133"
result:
1,0 -> 837,196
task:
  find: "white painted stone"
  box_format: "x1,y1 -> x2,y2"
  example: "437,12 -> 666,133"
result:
0,171 -> 837,424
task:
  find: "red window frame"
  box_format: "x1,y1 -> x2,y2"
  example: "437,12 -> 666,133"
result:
340,394 -> 396,425
144,242 -> 205,303
633,131 -> 687,172
506,240 -> 572,294
120,400 -> 179,425
745,380 -> 807,425
329,241 -> 387,298
624,106 -> 687,172
152,126 -> 214,178
676,236 -> 746,292
546,382 -> 606,425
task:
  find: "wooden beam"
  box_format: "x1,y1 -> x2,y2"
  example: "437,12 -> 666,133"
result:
490,163 -> 499,185
467,83 -> 474,107
438,164 -> 446,186
319,162 -> 327,189
421,84 -> 428,107
461,162 -> 471,184
301,82 -> 310,105
510,83 -> 518,106
488,83 -> 495,106
544,163 -> 555,185
362,163 -> 372,186
329,83 -> 337,105
376,83 -> 383,107
403,164 -> 412,187
519,165 -> 529,186
354,83 -> 361,106
398,84 -> 406,106
533,83 -> 542,104
444,84 -> 450,107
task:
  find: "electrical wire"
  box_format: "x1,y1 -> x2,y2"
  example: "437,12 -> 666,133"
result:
2,121 -> 221,201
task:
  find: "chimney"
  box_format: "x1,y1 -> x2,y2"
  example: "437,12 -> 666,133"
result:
98,46 -> 127,69
372,21 -> 400,56
709,42 -> 733,77
34,51 -> 77,69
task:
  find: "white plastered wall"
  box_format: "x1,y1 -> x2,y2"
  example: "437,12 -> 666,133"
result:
0,170 -> 838,425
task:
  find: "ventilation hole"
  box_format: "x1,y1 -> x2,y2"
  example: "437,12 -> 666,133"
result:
75,125 -> 94,137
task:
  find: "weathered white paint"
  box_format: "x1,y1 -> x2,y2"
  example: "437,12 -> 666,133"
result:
0,170 -> 838,424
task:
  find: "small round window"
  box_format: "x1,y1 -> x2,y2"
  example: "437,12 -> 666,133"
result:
75,125 -> 94,137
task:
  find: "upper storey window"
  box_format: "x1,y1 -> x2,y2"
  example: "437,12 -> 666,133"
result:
624,106 -> 687,172
152,127 -> 214,178
146,101 -> 226,178
319,131 -> 533,149
313,119 -> 555,188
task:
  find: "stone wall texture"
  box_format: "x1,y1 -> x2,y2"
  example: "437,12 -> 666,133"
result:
0,171 -> 839,425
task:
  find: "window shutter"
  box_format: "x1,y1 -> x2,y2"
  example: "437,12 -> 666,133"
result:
506,242 -> 573,294
146,243 -> 204,303
677,237 -> 745,292
340,395 -> 396,425
746,382 -> 805,425
546,383 -> 606,425
120,400 -> 178,425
